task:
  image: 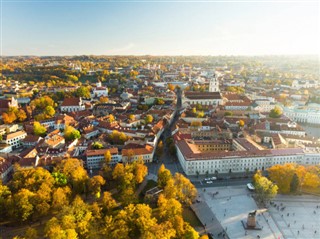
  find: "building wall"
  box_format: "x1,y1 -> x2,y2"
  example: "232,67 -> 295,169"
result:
86,154 -> 121,169
175,146 -> 314,176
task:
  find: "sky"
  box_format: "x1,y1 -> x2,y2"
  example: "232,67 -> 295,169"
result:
1,0 -> 319,56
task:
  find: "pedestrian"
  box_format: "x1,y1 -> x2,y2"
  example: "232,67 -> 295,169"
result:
245,230 -> 247,235
315,230 -> 317,234
212,217 -> 214,221
298,230 -> 299,235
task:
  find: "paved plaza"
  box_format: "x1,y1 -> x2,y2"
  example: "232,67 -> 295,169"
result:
197,185 -> 320,239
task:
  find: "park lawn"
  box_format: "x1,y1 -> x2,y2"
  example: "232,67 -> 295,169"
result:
182,207 -> 202,228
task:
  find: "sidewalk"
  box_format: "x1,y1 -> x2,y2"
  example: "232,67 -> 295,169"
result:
191,199 -> 229,239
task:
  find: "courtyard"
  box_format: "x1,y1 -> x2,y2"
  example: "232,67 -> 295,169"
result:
197,185 -> 320,239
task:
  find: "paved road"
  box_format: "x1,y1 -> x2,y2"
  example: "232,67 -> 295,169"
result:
193,178 -> 252,188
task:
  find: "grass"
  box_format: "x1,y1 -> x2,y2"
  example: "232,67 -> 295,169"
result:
182,207 -> 203,228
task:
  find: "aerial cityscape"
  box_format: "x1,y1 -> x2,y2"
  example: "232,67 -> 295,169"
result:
0,1 -> 319,239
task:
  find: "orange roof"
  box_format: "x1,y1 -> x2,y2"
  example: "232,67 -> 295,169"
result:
122,144 -> 153,156
5,130 -> 27,140
86,148 -> 118,156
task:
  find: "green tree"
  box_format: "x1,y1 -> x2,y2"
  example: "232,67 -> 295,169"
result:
290,173 -> 299,193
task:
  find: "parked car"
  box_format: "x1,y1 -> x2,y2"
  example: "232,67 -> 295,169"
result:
206,181 -> 213,184
247,183 -> 255,191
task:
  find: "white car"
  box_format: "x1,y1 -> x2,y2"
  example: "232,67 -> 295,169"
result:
211,177 -> 217,180
206,181 -> 213,184
247,183 -> 255,191
204,178 -> 211,181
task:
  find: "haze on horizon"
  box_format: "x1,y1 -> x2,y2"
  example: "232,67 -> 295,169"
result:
1,0 -> 319,56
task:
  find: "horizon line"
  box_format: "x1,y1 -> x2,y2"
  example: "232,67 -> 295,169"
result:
1,54 -> 319,57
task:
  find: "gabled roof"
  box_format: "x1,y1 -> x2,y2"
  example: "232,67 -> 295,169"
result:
61,97 -> 81,107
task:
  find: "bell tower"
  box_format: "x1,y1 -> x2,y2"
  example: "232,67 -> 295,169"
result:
209,75 -> 219,92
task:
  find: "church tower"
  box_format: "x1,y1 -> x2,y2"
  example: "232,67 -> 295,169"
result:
209,75 -> 219,92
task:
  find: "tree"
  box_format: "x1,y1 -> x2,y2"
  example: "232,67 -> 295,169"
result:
89,175 -> 106,199
290,173 -> 299,193
173,173 -> 197,206
64,125 -> 81,141
0,181 -> 12,220
44,105 -> 55,118
52,187 -> 71,210
158,194 -> 182,220
16,109 -> 27,122
55,158 -> 89,194
158,164 -> 172,188
25,227 -> 38,239
145,114 -> 153,124
156,140 -> 164,157
75,86 -> 90,98
128,114 -> 135,121
33,121 -> 47,136
133,160 -> 148,184
66,74 -> 79,82
168,83 -> 175,91
12,189 -> 35,221
269,106 -> 283,118
92,141 -> 104,149
268,164 -> 296,193
52,172 -> 68,187
238,119 -> 245,127
30,96 -> 55,110
253,171 -> 278,204
2,111 -> 17,124
104,150 -> 112,164
101,191 -> 117,213
109,114 -> 115,123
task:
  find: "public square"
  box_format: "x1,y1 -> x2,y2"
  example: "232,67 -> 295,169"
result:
197,185 -> 320,239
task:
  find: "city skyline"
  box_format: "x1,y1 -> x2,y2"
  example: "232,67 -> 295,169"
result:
1,1 -> 319,56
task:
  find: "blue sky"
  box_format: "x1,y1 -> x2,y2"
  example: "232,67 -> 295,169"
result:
1,1 -> 319,56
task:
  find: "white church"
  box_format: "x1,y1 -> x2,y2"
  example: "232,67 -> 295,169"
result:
183,75 -> 222,106
91,81 -> 108,98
